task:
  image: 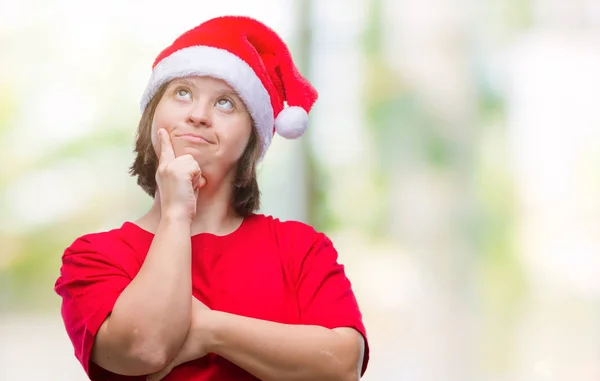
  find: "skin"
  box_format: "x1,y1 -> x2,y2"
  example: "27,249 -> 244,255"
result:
147,299 -> 365,381
91,76 -> 365,380
141,76 -> 254,236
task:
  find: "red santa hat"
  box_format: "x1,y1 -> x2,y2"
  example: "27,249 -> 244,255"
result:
140,16 -> 318,158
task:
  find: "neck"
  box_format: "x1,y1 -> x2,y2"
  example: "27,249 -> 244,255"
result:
140,176 -> 243,236
192,181 -> 240,235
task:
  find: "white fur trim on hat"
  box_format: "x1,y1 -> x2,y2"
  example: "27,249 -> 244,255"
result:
140,45 -> 274,156
275,106 -> 308,139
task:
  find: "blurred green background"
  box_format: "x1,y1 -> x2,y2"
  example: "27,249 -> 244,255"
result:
1,0 -> 600,380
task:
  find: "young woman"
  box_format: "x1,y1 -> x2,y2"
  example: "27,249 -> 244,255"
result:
55,15 -> 369,381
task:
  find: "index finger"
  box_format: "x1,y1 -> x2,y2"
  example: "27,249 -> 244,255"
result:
158,129 -> 175,162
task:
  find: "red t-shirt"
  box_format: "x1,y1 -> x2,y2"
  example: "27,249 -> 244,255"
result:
54,213 -> 369,380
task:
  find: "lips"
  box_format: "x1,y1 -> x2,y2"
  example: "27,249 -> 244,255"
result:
177,133 -> 214,144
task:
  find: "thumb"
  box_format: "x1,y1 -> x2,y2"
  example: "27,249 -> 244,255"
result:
196,175 -> 207,189
192,174 -> 206,192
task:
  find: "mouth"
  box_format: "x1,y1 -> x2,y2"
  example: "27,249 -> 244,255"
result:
176,133 -> 214,144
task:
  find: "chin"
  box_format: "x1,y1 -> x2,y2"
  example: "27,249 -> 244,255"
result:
189,153 -> 211,166
176,144 -> 208,156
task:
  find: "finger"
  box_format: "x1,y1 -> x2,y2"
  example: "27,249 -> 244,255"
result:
196,175 -> 206,189
158,129 -> 175,163
192,176 -> 200,201
191,172 -> 204,189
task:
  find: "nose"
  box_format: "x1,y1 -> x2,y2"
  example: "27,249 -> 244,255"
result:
187,99 -> 212,128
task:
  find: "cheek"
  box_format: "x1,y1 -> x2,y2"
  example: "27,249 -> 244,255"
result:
233,125 -> 253,158
152,100 -> 184,132
218,118 -> 252,158
149,119 -> 160,155
152,106 -> 168,134
150,103 -> 179,153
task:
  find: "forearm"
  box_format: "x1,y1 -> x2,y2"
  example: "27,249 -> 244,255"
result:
97,217 -> 192,372
206,311 -> 362,381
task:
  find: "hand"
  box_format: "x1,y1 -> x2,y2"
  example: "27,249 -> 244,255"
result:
146,298 -> 212,381
155,129 -> 206,222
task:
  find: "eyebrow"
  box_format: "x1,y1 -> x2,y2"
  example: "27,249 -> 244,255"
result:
170,78 -> 197,89
171,79 -> 239,97
213,87 -> 246,109
215,88 -> 241,99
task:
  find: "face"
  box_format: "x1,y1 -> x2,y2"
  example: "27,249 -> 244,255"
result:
151,76 -> 253,183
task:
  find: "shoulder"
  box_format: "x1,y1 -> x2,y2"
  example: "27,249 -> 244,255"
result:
248,213 -> 325,243
63,225 -> 126,258
55,223 -> 143,290
60,223 -> 145,272
248,214 -> 336,261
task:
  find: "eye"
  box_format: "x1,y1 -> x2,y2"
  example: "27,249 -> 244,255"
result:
216,98 -> 233,111
175,88 -> 191,100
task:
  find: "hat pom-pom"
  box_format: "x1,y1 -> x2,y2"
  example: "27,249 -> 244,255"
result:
275,106 -> 308,139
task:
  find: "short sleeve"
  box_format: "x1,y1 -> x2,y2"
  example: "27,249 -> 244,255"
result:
293,227 -> 370,376
54,234 -> 133,380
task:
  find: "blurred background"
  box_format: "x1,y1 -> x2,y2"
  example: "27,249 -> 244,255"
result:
1,0 -> 600,380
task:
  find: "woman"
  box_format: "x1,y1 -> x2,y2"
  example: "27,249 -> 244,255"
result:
55,15 -> 369,381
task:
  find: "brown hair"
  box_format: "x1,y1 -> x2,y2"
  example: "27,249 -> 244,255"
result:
128,83 -> 261,217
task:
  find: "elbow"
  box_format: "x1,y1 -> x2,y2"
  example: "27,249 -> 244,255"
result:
92,341 -> 173,376
329,350 -> 361,381
93,317 -> 187,376
126,327 -> 188,373
128,343 -> 172,374
336,365 -> 360,381
318,357 -> 359,381
127,332 -> 186,374
330,328 -> 365,381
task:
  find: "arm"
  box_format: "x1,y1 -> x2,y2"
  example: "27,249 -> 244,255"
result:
206,311 -> 365,381
147,305 -> 364,381
91,217 -> 192,375
93,130 -> 201,375
148,224 -> 369,381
